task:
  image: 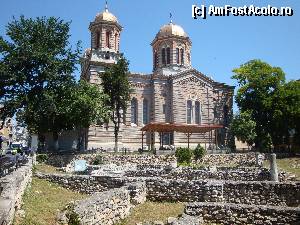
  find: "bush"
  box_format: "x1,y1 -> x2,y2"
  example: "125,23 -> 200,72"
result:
36,154 -> 49,163
92,155 -> 104,165
65,203 -> 80,225
194,144 -> 206,161
175,147 -> 193,164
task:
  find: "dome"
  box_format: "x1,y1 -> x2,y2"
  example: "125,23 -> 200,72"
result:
95,9 -> 118,23
157,22 -> 187,38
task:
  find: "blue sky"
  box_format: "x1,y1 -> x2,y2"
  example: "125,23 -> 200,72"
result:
0,0 -> 299,88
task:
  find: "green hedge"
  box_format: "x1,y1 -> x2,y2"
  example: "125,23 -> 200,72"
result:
175,147 -> 193,164
194,144 -> 206,161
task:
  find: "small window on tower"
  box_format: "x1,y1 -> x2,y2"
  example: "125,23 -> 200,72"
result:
154,51 -> 158,69
96,32 -> 100,49
106,31 -> 110,48
180,49 -> 184,65
162,48 -> 166,66
176,48 -> 180,64
166,47 -> 171,64
115,33 -> 118,51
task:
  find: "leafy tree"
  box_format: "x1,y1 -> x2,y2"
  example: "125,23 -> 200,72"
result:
232,59 -> 285,151
0,16 -> 109,151
101,55 -> 131,152
270,80 -> 300,150
230,111 -> 257,150
0,16 -> 80,125
19,80 -> 109,150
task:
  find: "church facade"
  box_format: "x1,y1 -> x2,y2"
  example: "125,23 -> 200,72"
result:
81,5 -> 234,151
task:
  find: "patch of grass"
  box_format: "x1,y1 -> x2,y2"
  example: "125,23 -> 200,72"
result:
34,163 -> 65,174
117,201 -> 184,225
264,157 -> 300,180
14,177 -> 87,225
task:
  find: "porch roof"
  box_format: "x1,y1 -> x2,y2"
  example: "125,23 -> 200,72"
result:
141,122 -> 223,134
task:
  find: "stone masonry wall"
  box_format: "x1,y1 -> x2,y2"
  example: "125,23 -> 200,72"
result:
126,167 -> 292,182
0,162 -> 32,225
45,152 -> 259,169
199,152 -> 258,166
146,178 -> 300,207
223,181 -> 300,207
185,202 -> 300,225
35,172 -> 125,194
46,153 -> 177,169
35,172 -> 300,207
65,182 -> 147,225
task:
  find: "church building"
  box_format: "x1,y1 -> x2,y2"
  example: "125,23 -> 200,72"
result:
81,4 -> 234,151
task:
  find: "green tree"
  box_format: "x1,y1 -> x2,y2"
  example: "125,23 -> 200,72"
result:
1,16 -> 109,151
230,111 -> 257,150
101,55 -> 131,152
18,80 -> 109,151
271,80 -> 300,151
232,59 -> 285,151
0,16 -> 80,125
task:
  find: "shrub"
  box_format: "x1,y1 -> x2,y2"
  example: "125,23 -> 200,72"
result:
175,147 -> 193,164
92,155 -> 104,165
36,154 -> 49,163
65,203 -> 80,225
194,144 -> 206,161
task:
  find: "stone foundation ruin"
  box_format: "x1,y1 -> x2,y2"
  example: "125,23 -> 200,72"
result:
34,152 -> 300,225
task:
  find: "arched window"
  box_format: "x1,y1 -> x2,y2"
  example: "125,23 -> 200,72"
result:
96,32 -> 100,48
115,33 -> 118,51
143,99 -> 149,124
154,51 -> 158,69
131,98 -> 138,124
180,49 -> 184,65
166,47 -> 171,64
162,48 -> 166,66
187,100 -> 192,124
176,48 -> 180,64
106,31 -> 110,48
223,105 -> 229,127
195,101 -> 201,124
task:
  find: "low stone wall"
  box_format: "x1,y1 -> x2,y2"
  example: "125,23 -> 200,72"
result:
126,167 -> 291,182
185,202 -> 300,225
147,178 -> 300,207
199,152 -> 259,166
223,181 -> 300,207
35,172 -> 125,194
146,179 -> 224,203
0,161 -> 32,225
35,172 -> 300,207
45,152 -> 262,170
45,153 -> 177,169
61,182 -> 146,225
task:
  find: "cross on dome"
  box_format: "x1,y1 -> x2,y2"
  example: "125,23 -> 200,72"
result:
105,0 -> 108,12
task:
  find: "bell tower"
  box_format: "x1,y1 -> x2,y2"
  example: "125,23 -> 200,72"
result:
89,1 -> 122,64
151,18 -> 192,76
81,1 -> 122,83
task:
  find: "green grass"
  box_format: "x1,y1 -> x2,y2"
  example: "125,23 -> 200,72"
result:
117,202 -> 184,225
34,163 -> 65,174
14,177 -> 87,225
264,157 -> 300,180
